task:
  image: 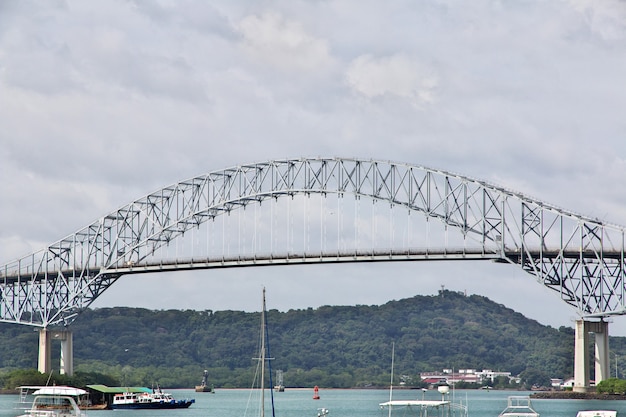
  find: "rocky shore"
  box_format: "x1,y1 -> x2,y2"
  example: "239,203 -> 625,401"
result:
531,391 -> 626,400
0,389 -> 18,395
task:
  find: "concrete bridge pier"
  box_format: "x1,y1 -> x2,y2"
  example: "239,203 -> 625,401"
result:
574,319 -> 609,392
38,329 -> 73,376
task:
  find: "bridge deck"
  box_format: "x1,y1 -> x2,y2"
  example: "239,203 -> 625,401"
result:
2,248 -> 622,283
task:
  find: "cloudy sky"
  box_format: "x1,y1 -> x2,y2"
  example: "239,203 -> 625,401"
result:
2,1 -> 626,336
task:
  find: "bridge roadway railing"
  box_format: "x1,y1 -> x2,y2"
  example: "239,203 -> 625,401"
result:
103,247 -> 504,272
0,247 -> 501,282
98,248 -> 626,274
2,247 -> 621,281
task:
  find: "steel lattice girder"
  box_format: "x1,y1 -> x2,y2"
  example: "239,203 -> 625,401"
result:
1,157 -> 626,326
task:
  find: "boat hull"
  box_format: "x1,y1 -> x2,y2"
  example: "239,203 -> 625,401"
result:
110,400 -> 194,410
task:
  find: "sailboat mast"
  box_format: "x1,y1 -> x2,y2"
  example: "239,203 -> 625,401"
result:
388,342 -> 395,417
261,288 -> 266,417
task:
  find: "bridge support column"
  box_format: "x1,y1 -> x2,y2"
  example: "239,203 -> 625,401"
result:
592,320 -> 609,384
38,329 -> 51,375
37,329 -> 73,376
573,319 -> 609,392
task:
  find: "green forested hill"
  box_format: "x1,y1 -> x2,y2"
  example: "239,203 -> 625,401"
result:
1,290 -> 621,389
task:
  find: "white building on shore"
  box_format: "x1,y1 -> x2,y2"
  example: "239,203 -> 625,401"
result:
420,369 -> 513,385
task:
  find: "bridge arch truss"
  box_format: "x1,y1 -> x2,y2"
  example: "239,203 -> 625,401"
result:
2,157 -> 626,327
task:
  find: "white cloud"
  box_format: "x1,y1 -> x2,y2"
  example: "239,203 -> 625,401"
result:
346,54 -> 438,104
568,0 -> 626,41
237,12 -> 334,73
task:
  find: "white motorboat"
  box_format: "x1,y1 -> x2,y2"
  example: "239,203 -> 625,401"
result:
498,396 -> 539,417
380,384 -> 468,417
16,386 -> 87,417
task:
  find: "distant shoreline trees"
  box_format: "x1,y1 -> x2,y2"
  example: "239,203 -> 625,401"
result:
1,291 -> 621,389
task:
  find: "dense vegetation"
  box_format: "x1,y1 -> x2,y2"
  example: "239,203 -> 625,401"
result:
1,290 -> 623,390
596,378 -> 626,394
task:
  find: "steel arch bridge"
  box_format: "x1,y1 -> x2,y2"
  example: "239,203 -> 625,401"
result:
2,157 -> 626,328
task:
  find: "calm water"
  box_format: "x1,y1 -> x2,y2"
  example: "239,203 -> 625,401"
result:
1,388 -> 626,417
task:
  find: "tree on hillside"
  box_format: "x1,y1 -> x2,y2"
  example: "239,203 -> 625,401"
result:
0,291 -> 601,388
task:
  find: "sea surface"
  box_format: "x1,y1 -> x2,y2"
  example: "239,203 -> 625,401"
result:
1,388 -> 626,417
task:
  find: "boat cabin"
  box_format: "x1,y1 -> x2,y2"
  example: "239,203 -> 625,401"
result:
15,387 -> 87,417
85,385 -> 152,408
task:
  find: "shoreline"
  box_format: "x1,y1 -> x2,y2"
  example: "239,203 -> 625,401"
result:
531,391 -> 626,400
3,387 -> 625,399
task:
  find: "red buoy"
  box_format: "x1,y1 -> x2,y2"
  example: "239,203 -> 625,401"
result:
313,385 -> 320,400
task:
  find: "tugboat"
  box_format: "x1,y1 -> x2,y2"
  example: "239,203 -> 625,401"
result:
195,370 -> 215,393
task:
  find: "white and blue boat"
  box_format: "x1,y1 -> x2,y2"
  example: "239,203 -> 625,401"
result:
110,387 -> 194,410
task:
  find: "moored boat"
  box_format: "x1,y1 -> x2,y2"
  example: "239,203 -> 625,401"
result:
379,398 -> 468,417
498,396 -> 539,417
379,384 -> 468,417
110,387 -> 194,410
576,412 -> 617,417
274,370 -> 285,392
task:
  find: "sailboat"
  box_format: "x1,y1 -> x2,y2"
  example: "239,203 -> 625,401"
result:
245,288 -> 277,417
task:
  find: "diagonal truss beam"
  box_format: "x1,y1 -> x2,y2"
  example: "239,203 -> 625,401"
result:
1,157 -> 625,327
